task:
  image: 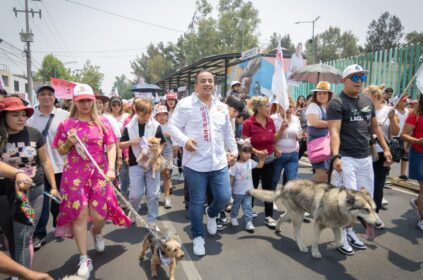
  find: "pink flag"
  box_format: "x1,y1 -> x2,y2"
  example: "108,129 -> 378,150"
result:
50,78 -> 76,100
271,42 -> 289,110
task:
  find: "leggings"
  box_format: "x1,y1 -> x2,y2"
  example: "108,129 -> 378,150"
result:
14,183 -> 44,268
252,161 -> 275,217
373,152 -> 389,213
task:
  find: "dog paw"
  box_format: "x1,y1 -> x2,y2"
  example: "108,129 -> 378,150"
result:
327,242 -> 338,249
298,245 -> 308,253
312,250 -> 322,259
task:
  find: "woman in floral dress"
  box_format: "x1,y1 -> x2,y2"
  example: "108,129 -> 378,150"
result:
53,84 -> 131,279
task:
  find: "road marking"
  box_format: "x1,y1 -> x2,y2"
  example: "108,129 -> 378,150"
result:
158,206 -> 202,280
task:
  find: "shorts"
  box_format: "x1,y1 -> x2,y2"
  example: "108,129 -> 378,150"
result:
409,147 -> 423,181
163,156 -> 174,170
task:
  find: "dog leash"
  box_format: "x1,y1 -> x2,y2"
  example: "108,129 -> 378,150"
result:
72,133 -> 162,240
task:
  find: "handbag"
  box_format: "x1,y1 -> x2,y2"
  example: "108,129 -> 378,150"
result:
307,135 -> 331,164
386,137 -> 401,163
14,191 -> 35,226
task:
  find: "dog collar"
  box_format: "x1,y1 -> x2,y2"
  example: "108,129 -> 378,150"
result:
158,247 -> 172,266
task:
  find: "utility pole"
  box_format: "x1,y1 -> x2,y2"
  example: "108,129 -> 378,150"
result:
13,0 -> 41,104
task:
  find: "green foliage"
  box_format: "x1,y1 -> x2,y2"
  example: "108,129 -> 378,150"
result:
112,74 -> 133,100
313,26 -> 359,62
405,31 -> 423,46
365,11 -> 404,52
72,60 -> 104,92
265,33 -> 295,53
34,54 -> 71,82
130,0 -> 260,82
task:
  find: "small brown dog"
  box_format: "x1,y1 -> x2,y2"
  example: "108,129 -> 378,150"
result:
139,228 -> 185,280
136,136 -> 163,178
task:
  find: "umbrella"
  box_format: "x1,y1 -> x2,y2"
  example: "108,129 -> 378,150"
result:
131,83 -> 161,92
288,63 -> 343,84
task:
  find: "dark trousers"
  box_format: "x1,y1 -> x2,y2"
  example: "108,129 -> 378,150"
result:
373,153 -> 389,213
252,161 -> 275,217
0,187 -> 16,259
34,173 -> 62,239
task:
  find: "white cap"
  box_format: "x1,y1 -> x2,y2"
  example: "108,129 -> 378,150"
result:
73,83 -> 94,101
342,64 -> 369,79
231,80 -> 241,87
153,104 -> 168,117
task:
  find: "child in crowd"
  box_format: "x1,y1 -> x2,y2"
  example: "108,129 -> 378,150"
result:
154,104 -> 175,208
229,139 -> 264,232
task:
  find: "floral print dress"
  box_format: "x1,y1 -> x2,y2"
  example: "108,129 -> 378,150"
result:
52,117 -> 132,238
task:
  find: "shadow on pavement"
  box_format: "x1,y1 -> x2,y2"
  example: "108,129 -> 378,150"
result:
104,225 -> 145,245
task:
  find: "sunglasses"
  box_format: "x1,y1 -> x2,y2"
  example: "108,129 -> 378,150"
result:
349,75 -> 367,83
111,102 -> 121,107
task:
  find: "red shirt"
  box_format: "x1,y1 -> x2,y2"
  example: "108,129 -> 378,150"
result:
242,115 -> 276,154
405,112 -> 423,152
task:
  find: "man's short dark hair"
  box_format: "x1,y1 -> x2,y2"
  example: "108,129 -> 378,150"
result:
385,87 -> 393,93
225,95 -> 245,113
0,89 -> 7,97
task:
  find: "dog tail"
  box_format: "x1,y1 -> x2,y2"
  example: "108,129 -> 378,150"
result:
248,188 -> 281,202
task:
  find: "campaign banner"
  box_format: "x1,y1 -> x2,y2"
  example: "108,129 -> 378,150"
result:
50,77 -> 76,100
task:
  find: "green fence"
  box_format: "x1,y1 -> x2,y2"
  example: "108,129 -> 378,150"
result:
291,43 -> 422,100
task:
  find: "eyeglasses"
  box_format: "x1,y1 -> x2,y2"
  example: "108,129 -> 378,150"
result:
111,102 -> 121,107
349,75 -> 367,83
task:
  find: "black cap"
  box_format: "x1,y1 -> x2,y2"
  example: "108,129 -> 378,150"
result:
36,85 -> 55,95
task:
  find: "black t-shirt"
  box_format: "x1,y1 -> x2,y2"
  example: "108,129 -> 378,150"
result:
120,124 -> 166,166
0,126 -> 46,186
326,91 -> 375,158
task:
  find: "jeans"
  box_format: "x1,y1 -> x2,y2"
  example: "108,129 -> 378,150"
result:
14,183 -> 44,268
183,166 -> 231,238
230,194 -> 253,223
128,165 -> 160,224
272,151 -> 299,189
34,173 -> 62,239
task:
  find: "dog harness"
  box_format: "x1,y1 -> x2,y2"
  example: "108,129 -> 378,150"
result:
157,247 -> 172,265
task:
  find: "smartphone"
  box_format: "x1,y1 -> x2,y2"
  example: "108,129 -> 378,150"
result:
43,191 -> 61,204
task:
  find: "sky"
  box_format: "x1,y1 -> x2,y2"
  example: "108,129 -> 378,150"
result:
1,0 -> 422,94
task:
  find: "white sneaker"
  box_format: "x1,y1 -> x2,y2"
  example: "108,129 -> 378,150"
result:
245,221 -> 255,232
206,207 -> 217,235
193,237 -> 205,256
231,218 -> 239,226
346,228 -> 366,250
382,198 -> 389,206
417,220 -> 423,232
264,217 -> 276,229
91,226 -> 105,253
337,230 -> 354,256
273,203 -> 279,211
409,198 -> 420,219
77,255 -> 93,279
164,198 -> 172,209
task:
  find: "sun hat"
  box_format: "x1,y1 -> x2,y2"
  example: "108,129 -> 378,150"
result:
165,92 -> 177,100
110,96 -> 122,104
310,81 -> 334,94
94,92 -> 110,104
342,64 -> 369,79
73,83 -> 95,101
231,80 -> 241,87
0,96 -> 34,117
153,104 -> 168,117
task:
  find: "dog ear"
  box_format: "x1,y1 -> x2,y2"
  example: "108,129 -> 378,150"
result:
346,193 -> 355,205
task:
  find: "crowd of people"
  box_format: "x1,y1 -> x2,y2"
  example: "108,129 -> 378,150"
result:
0,63 -> 422,279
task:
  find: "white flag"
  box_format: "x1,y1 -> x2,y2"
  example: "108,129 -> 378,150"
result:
111,87 -> 119,97
416,63 -> 423,94
271,42 -> 289,110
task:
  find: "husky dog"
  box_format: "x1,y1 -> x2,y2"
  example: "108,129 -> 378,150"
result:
249,179 -> 382,259
139,228 -> 185,280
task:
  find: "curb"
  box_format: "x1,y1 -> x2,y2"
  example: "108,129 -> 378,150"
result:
387,176 -> 419,193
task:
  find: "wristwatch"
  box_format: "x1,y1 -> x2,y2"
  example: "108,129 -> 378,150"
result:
332,154 -> 342,160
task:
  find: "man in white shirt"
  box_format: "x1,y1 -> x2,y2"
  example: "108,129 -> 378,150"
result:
169,70 -> 238,256
27,85 -> 69,249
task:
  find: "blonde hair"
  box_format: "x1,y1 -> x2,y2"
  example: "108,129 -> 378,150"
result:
134,99 -> 153,114
69,100 -> 105,133
366,85 -> 382,101
250,96 -> 269,115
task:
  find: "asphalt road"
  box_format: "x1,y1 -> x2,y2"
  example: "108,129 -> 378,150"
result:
1,162 -> 422,280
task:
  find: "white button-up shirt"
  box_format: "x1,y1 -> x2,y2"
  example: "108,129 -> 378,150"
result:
27,106 -> 69,174
169,93 -> 237,172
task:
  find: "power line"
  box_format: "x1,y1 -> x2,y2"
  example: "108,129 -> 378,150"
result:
32,47 -> 146,54
64,0 -> 185,33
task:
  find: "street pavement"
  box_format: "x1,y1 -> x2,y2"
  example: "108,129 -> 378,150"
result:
1,162 -> 422,280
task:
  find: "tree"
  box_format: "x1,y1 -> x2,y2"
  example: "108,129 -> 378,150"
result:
313,27 -> 360,62
365,11 -> 404,51
405,31 -> 423,46
72,60 -> 104,92
265,33 -> 295,53
112,74 -> 133,100
34,54 -> 71,82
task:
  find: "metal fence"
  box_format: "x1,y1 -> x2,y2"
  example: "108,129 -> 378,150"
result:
290,43 -> 422,100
